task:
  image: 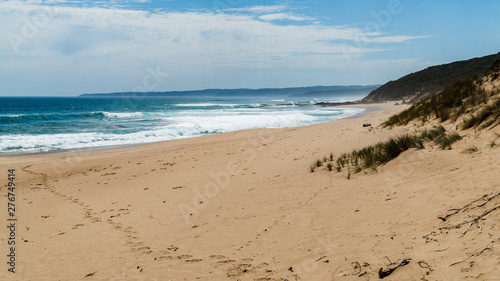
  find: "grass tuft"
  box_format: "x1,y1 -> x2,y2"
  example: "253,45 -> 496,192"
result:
489,133 -> 500,148
463,146 -> 479,153
309,164 -> 315,173
326,162 -> 333,171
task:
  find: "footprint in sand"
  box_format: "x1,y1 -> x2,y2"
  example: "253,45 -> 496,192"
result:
209,255 -> 227,259
217,260 -> 236,264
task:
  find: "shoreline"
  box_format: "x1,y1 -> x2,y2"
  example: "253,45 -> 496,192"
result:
0,103 -> 377,158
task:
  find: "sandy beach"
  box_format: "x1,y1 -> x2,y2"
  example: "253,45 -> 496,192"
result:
2,102 -> 499,280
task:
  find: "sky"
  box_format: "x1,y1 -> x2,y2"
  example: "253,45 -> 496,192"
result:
1,0 -> 499,96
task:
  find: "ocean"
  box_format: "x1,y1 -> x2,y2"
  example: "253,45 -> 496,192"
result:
0,95 -> 365,155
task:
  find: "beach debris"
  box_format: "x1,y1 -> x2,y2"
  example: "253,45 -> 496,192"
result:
363,123 -> 372,127
288,266 -> 294,272
167,246 -> 179,251
85,272 -> 96,277
351,261 -> 362,274
460,222 -> 474,238
450,238 -> 500,266
315,255 -> 327,262
384,256 -> 394,265
418,261 -> 433,277
378,258 -> 410,279
434,247 -> 449,252
450,260 -> 466,267
358,271 -> 367,277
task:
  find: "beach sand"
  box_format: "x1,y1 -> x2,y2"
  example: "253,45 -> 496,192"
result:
1,102 -> 499,280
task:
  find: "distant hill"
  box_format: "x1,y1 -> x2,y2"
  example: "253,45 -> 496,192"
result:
79,85 -> 380,98
362,52 -> 500,103
289,85 -> 379,97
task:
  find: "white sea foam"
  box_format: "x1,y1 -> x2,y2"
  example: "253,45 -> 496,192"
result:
175,103 -> 237,107
101,112 -> 144,118
0,107 -> 365,154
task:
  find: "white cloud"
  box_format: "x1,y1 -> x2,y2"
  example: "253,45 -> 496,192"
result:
259,13 -> 315,22
226,5 -> 287,14
369,35 -> 434,43
0,1 -> 431,95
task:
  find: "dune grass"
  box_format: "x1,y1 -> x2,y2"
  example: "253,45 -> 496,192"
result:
489,133 -> 500,148
326,162 -> 333,171
461,98 -> 500,130
383,74 -> 500,130
383,76 -> 481,126
463,146 -> 479,154
309,164 -> 316,173
311,126 -> 463,173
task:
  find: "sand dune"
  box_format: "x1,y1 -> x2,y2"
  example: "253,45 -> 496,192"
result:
1,102 -> 499,280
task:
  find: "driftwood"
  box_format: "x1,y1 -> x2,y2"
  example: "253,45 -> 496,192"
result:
378,258 -> 410,279
422,231 -> 437,243
460,222 -> 474,238
450,238 -> 500,266
438,192 -> 500,222
439,192 -> 500,231
315,256 -> 327,262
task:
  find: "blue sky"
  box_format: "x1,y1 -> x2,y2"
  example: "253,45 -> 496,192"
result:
1,0 -> 499,96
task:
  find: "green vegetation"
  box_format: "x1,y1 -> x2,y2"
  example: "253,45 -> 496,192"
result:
326,162 -> 333,171
310,56 -> 500,175
383,72 -> 500,130
383,76 -> 485,126
362,52 -> 500,103
463,146 -> 479,154
309,164 -> 316,173
311,126 -> 462,174
490,133 -> 500,148
461,98 -> 500,130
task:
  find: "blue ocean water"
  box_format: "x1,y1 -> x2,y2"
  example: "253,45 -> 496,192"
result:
0,95 -> 365,154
